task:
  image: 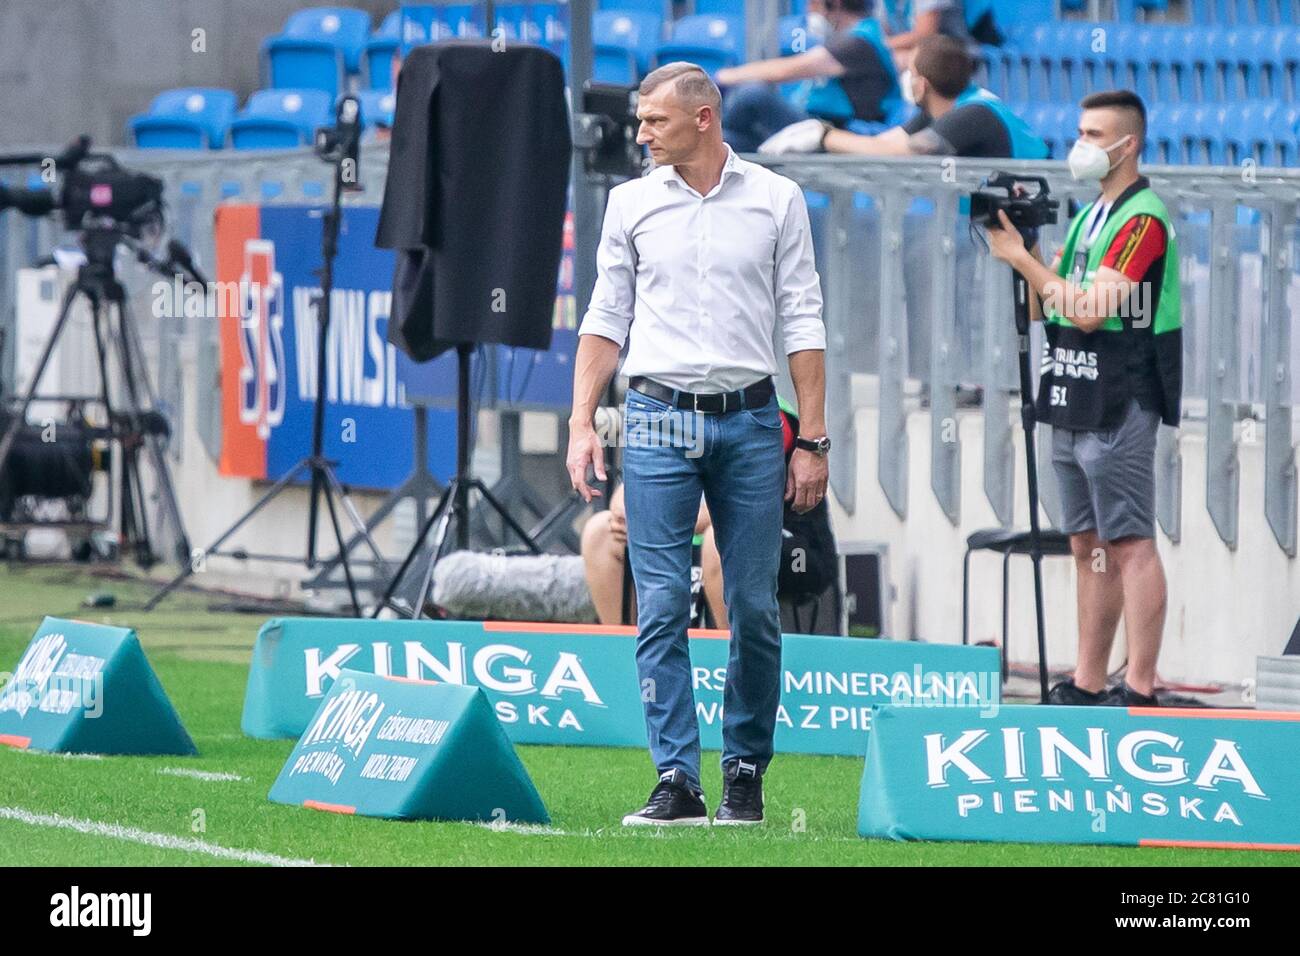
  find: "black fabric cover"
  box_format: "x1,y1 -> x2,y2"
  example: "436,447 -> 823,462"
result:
375,41 -> 571,361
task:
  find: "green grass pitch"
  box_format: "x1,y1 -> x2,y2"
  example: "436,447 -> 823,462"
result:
0,565 -> 1293,867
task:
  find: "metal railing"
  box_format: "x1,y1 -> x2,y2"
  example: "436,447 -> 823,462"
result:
3,146 -> 1297,557
756,154 -> 1299,556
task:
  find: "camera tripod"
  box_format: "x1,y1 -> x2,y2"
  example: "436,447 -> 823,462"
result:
146,96 -> 384,614
0,226 -> 191,568
1011,267 -> 1051,705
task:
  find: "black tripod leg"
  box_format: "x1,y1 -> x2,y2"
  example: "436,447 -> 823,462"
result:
410,493 -> 458,618
1012,271 -> 1051,704
321,466 -> 387,567
144,461 -> 309,610
473,479 -> 543,554
112,292 -> 191,562
320,479 -> 361,615
369,482 -> 454,618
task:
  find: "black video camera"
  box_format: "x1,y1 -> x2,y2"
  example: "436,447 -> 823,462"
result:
969,172 -> 1059,231
0,137 -> 164,238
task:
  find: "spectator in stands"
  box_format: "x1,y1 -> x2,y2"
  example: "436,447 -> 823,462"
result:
882,0 -> 976,70
759,35 -> 1046,158
715,0 -> 900,153
985,90 -> 1182,708
582,398 -> 838,629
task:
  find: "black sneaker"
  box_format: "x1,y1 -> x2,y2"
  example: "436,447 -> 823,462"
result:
621,769 -> 710,827
1102,682 -> 1159,707
1046,678 -> 1108,705
714,759 -> 764,826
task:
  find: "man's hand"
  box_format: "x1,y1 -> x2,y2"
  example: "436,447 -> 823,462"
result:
985,209 -> 1028,264
567,421 -> 607,502
715,66 -> 740,86
786,448 -> 829,514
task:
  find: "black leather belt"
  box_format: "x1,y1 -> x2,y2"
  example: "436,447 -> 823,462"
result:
628,375 -> 774,414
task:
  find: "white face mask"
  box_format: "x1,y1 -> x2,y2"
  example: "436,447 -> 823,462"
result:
806,12 -> 831,41
900,69 -> 919,107
1067,134 -> 1132,181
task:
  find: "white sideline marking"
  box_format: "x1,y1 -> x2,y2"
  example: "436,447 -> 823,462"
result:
0,807 -> 333,867
157,767 -> 246,783
15,750 -> 103,761
475,821 -> 569,837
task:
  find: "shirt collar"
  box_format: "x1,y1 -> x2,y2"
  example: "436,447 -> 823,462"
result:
658,144 -> 748,191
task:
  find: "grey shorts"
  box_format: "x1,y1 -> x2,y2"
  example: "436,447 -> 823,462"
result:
1051,398 -> 1160,542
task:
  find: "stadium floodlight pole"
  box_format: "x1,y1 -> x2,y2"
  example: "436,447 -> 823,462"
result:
1011,267 -> 1051,705
145,96 -> 385,614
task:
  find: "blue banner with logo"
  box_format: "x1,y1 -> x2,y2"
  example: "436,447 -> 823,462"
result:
242,618 -> 1001,756
859,704 -> 1300,850
213,204 -> 576,491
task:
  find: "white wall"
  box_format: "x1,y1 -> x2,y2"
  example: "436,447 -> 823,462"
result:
829,383 -> 1300,689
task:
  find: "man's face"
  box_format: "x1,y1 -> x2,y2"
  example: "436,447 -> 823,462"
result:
1077,107 -> 1135,164
636,84 -> 707,166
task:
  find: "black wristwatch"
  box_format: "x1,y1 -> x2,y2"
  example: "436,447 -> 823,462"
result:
795,435 -> 831,457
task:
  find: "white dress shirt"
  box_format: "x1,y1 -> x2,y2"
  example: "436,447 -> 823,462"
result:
578,144 -> 826,393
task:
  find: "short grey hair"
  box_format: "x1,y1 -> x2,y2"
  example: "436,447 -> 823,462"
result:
639,62 -> 722,110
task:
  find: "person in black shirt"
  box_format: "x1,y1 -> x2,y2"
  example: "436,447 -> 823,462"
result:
716,0 -> 900,153
759,34 -> 1043,159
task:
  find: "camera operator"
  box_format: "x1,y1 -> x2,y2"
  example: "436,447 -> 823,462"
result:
985,91 -> 1182,707
758,36 -> 1046,159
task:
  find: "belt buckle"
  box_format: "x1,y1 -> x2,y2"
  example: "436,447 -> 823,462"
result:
693,392 -> 705,413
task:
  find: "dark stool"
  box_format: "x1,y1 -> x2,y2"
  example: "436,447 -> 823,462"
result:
961,527 -> 1073,681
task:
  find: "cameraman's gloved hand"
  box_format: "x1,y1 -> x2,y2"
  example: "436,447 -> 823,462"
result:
758,119 -> 832,156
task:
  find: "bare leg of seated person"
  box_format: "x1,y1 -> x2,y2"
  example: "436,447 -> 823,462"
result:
581,494 -> 634,625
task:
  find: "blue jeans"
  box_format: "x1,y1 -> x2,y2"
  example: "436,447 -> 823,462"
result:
621,383 -> 786,792
722,81 -> 809,153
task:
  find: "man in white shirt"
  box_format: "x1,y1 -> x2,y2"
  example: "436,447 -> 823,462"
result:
567,62 -> 830,827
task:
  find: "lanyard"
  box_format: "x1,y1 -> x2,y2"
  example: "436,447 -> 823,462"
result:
1072,200 -> 1112,282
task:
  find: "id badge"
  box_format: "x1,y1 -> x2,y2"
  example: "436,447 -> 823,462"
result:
1071,250 -> 1088,284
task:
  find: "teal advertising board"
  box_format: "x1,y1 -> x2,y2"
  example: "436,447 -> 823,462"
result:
859,704 -> 1300,850
242,619 -> 1001,756
0,616 -> 196,755
269,669 -> 549,823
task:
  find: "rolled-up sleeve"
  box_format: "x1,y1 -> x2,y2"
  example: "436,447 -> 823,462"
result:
774,183 -> 826,354
578,188 -> 635,347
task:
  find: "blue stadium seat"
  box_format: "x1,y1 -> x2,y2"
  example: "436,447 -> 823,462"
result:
655,15 -> 744,73
777,15 -> 822,56
264,8 -> 372,99
1052,23 -> 1096,103
364,10 -> 402,91
533,3 -> 569,57
1280,28 -> 1300,101
1150,104 -> 1188,165
1271,103 -> 1300,165
594,11 -> 661,81
1142,103 -> 1163,164
599,0 -> 671,16
1225,100 -> 1279,166
1213,27 -> 1267,101
1174,26 -> 1218,102
493,4 -> 530,42
978,44 -> 1018,100
356,89 -> 397,132
1184,104 -> 1229,165
229,89 -> 334,149
693,0 -> 747,18
1041,103 -> 1076,161
436,4 -> 479,37
128,88 -> 237,149
1115,0 -> 1169,16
